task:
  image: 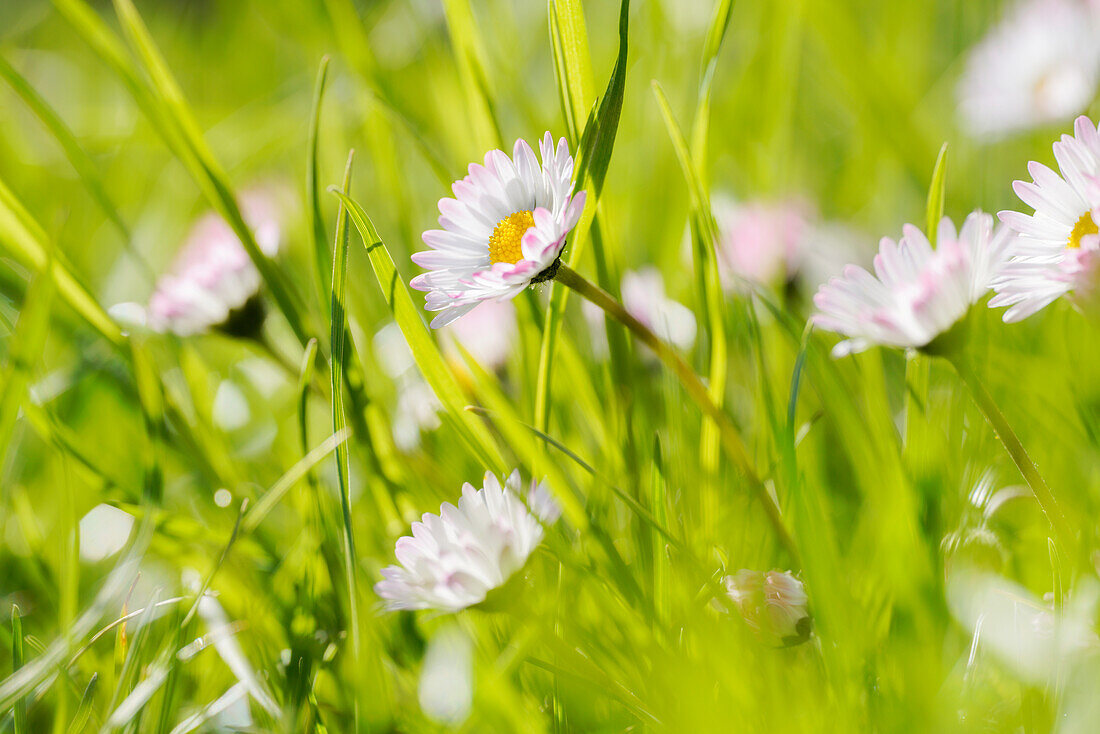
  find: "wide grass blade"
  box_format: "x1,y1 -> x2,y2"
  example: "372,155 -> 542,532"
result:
329,188 -> 507,473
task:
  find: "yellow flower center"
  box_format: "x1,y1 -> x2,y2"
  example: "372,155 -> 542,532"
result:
1069,211 -> 1098,249
488,210 -> 535,265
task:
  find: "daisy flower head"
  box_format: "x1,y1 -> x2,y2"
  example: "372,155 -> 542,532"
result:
111,191 -> 282,337
993,116 -> 1100,321
812,211 -> 1015,358
712,196 -> 811,287
440,299 -> 517,371
411,133 -> 587,327
724,569 -> 811,644
375,470 -> 560,612
374,323 -> 441,451
956,0 -> 1100,141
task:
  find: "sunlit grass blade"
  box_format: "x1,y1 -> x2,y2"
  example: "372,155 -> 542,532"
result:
328,154 -> 362,717
308,56 -> 333,316
535,0 -> 631,435
548,0 -> 596,142
329,188 -> 507,473
441,0 -> 503,149
0,175 -> 122,346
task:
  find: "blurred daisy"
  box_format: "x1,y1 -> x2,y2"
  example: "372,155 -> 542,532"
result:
440,299 -> 517,370
993,116 -> 1100,320
812,211 -> 1014,357
412,133 -> 587,327
111,192 -> 282,337
724,569 -> 811,644
957,0 -> 1100,140
373,323 -> 441,451
713,197 -> 810,287
621,267 -> 697,351
375,470 -> 559,612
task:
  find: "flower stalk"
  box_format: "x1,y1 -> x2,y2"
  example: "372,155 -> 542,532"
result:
553,263 -> 800,564
946,353 -> 1075,555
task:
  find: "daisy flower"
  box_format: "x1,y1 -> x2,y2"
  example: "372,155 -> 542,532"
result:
956,0 -> 1100,141
111,192 -> 282,337
992,115 -> 1100,320
812,211 -> 1014,357
620,267 -> 697,351
411,133 -> 587,327
724,569 -> 811,644
375,470 -> 559,612
712,196 -> 811,287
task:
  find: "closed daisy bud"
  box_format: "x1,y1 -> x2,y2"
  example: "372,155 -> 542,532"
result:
812,211 -> 1014,357
724,569 -> 811,645
111,191 -> 282,338
375,470 -> 559,612
993,115 -> 1100,320
411,133 -> 587,327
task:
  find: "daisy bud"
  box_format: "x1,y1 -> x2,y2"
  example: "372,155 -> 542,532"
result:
724,569 -> 811,645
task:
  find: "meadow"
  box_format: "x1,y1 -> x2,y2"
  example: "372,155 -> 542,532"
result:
3,0 -> 1100,731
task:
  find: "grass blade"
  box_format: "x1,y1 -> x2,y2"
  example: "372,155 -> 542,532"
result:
329,188 -> 507,473
11,607 -> 27,734
307,56 -> 333,316
329,153 -> 362,700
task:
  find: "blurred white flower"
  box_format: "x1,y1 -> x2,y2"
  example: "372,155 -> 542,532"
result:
412,133 -> 586,327
621,267 -> 697,351
724,569 -> 811,644
78,504 -> 134,562
440,299 -> 517,370
994,115 -> 1100,320
373,323 -> 442,451
957,0 -> 1100,140
812,211 -> 1014,357
947,568 -> 1098,683
110,191 -> 282,337
375,470 -> 559,612
418,624 -> 474,725
713,197 -> 811,287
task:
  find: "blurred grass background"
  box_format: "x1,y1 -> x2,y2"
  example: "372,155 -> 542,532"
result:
3,0 -> 1100,731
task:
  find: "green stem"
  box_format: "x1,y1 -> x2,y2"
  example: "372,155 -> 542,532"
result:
948,355 -> 1074,554
553,263 -> 800,564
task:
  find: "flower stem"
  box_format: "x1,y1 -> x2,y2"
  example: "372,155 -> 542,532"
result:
553,263 -> 800,564
947,354 -> 1075,554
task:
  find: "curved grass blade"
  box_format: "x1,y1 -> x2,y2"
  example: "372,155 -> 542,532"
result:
308,57 -> 333,316
329,188 -> 506,473
328,154 -> 362,698
0,175 -> 122,346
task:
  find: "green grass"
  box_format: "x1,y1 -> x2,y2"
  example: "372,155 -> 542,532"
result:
2,0 -> 1100,731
